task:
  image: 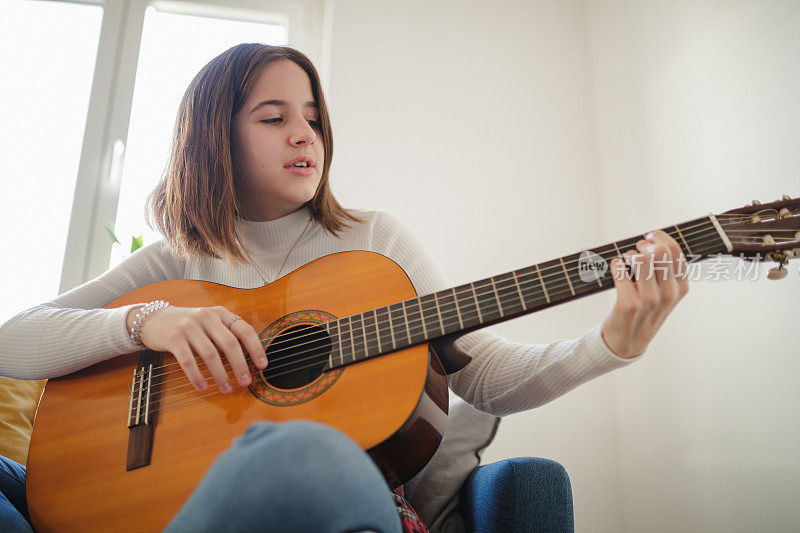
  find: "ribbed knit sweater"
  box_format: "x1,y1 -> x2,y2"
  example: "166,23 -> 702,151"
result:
0,207 -> 634,416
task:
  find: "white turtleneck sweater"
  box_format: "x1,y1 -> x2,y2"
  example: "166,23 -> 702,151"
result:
0,207 -> 634,416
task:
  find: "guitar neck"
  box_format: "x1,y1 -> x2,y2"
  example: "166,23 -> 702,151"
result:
324,215 -> 728,369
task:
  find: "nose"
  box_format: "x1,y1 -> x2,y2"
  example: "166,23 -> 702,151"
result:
289,117 -> 317,146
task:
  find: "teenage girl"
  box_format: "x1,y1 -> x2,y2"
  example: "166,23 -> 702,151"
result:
0,43 -> 688,532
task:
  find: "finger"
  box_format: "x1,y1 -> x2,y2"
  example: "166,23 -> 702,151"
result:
205,319 -> 252,387
639,239 -> 671,284
610,256 -> 638,311
185,324 -> 232,394
632,243 -> 660,312
229,318 -> 268,369
171,339 -> 208,392
647,231 -> 685,280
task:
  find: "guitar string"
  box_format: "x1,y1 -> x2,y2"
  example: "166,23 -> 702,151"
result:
141,227 -> 796,397
142,217 -> 781,383
133,231 -> 778,411
139,220 -> 796,386
140,220 -> 725,383
128,214 -> 791,402
134,236 -> 795,417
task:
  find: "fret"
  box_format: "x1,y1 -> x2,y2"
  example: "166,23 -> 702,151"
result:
596,246 -> 621,287
469,283 -> 482,323
436,289 -> 460,335
337,319 -> 345,366
612,240 -> 622,259
451,288 -> 464,330
338,316 -> 353,364
673,225 -> 692,256
535,264 -> 550,303
615,237 -> 644,280
511,270 -> 527,311
583,249 -> 606,288
473,278 -> 502,323
404,298 -> 425,344
571,252 -> 606,295
389,303 -> 408,347
375,306 -> 394,352
454,284 -> 479,328
489,277 -> 503,316
617,236 -> 641,253
558,257 -> 576,296
325,320 -> 340,367
401,300 -> 413,344
363,309 -> 380,357
415,298 -> 427,340
494,272 -> 524,316
433,292 -> 445,335
351,313 -> 366,361
420,294 -> 443,340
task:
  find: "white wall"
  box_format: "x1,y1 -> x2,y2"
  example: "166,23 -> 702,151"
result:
326,0 -> 622,530
325,0 -> 800,531
586,1 -> 800,531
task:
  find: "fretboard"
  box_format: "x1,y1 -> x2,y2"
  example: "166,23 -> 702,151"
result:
325,215 -> 727,369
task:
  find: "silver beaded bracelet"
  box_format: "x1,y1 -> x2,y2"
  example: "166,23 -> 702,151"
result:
130,300 -> 171,349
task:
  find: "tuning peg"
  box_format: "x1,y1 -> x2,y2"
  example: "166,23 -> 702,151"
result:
751,200 -> 762,206
767,251 -> 789,280
781,194 -> 791,200
767,264 -> 788,280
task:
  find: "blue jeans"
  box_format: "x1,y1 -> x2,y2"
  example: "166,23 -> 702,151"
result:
1,421 -> 402,532
0,455 -> 32,532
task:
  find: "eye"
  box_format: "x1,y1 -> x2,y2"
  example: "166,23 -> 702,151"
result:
308,119 -> 321,129
260,118 -> 282,125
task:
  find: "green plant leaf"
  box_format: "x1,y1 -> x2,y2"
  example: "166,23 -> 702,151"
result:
131,235 -> 143,253
104,221 -> 120,245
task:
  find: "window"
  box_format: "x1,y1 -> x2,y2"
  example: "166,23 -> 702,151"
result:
32,0 -> 330,293
110,8 -> 288,267
0,0 -> 102,323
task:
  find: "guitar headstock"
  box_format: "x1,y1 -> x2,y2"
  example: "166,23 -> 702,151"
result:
715,195 -> 800,278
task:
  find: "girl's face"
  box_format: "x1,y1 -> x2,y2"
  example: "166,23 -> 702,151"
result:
232,59 -> 324,221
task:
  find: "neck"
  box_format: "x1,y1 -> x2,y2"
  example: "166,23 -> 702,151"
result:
314,215 -> 727,371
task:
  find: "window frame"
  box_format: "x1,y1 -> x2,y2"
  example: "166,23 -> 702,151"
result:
58,0 -> 330,293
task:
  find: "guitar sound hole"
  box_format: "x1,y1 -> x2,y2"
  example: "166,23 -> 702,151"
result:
263,324 -> 332,389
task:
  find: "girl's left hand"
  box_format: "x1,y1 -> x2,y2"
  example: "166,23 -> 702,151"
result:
601,230 -> 689,358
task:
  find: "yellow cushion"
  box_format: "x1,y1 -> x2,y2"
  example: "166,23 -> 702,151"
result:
0,377 -> 46,465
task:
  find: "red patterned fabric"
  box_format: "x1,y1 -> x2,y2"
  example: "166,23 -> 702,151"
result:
392,486 -> 429,533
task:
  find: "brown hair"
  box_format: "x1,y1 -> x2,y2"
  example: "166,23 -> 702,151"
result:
146,43 -> 358,263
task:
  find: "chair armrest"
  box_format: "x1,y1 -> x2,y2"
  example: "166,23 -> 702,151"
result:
459,457 -> 574,533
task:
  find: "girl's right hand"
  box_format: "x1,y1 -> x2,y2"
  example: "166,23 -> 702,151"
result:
126,305 -> 268,393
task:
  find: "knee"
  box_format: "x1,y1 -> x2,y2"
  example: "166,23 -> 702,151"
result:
230,421 -> 375,480
238,420 -> 361,456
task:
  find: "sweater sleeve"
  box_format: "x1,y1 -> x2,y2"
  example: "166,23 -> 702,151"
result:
370,211 -> 637,417
0,241 -> 184,380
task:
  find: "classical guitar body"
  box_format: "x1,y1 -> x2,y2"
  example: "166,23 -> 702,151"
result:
27,251 -> 449,532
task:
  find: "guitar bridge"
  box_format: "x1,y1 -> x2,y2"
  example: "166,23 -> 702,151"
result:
126,350 -> 162,471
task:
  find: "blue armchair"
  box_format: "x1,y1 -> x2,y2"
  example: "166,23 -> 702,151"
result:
460,457 -> 574,532
403,395 -> 574,533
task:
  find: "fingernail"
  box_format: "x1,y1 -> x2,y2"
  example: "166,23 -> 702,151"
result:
259,357 -> 268,368
646,232 -> 654,240
197,381 -> 208,392
239,373 -> 252,386
221,383 -> 233,394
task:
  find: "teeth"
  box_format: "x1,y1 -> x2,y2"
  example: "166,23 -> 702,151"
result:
292,162 -> 309,167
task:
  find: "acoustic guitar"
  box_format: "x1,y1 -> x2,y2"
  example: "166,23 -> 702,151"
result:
26,196 -> 800,531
